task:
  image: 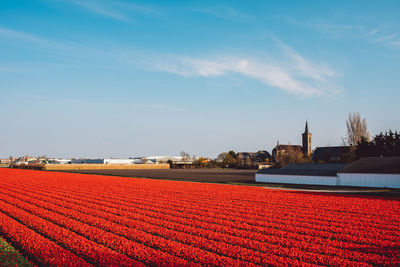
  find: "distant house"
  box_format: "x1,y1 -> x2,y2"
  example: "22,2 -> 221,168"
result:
338,157 -> 400,188
255,150 -> 271,163
312,146 -> 350,163
237,150 -> 271,164
237,152 -> 255,162
0,158 -> 11,164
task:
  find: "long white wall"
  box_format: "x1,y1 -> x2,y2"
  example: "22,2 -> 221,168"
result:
255,174 -> 338,186
338,173 -> 400,188
256,173 -> 400,188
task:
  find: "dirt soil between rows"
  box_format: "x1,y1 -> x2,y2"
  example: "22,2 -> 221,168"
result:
61,168 -> 400,196
63,169 -> 258,183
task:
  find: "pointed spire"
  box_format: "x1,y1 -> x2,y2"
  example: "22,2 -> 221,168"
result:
305,121 -> 309,133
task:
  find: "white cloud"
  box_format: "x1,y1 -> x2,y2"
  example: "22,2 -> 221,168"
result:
0,26 -> 341,97
0,26 -> 70,50
63,0 -> 159,22
121,45 -> 341,97
390,41 -> 400,47
279,42 -> 335,82
188,6 -> 253,22
285,18 -> 400,49
66,0 -> 129,21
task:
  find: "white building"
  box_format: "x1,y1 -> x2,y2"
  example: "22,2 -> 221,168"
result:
338,157 -> 400,188
70,158 -> 142,164
256,157 -> 400,189
145,156 -> 195,165
48,158 -> 72,164
256,163 -> 346,186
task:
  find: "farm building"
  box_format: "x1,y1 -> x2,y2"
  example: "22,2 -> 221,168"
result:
338,157 -> 400,188
47,158 -> 71,164
256,157 -> 400,188
145,156 -> 195,165
70,158 -> 142,164
256,163 -> 347,186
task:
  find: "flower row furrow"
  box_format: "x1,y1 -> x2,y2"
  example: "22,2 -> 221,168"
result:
1,168 -> 399,266
0,184 -> 389,266
13,178 -> 400,236
5,178 -> 398,250
0,192 -> 192,266
8,180 -> 398,249
0,210 -> 91,267
15,178 -> 400,228
0,199 -> 140,266
0,190 -> 259,266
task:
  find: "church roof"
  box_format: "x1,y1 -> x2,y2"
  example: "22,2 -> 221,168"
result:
274,145 -> 302,150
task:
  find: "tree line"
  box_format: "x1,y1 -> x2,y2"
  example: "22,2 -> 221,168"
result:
343,112 -> 399,161
353,130 -> 400,159
171,112 -> 398,169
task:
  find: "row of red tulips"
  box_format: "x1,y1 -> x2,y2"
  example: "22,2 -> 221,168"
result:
0,187 -> 303,266
4,177 -> 399,245
0,168 -> 399,266
4,178 -> 398,249
1,182 -> 395,266
7,174 -> 399,235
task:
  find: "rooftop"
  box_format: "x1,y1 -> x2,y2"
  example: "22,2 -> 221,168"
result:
258,163 -> 347,177
339,157 -> 400,174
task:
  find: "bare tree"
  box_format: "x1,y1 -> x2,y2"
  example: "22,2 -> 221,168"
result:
345,112 -> 370,146
180,151 -> 190,168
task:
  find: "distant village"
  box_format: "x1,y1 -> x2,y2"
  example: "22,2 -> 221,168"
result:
1,113 -> 400,189
0,121 -> 343,169
1,118 -> 399,171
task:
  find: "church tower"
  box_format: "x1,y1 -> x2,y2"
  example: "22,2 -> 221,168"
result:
302,121 -> 312,156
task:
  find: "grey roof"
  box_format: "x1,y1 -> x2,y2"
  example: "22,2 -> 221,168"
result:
312,146 -> 350,162
273,145 -> 302,150
258,163 -> 347,177
338,157 -> 400,174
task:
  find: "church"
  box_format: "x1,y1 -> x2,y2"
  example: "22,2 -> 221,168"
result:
271,121 -> 312,162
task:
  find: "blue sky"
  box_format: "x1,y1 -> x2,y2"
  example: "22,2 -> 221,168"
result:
1,0 -> 399,158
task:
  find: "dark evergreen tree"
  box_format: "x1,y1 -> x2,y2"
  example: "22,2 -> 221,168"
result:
355,130 -> 400,159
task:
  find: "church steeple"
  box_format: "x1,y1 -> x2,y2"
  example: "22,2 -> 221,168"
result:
302,121 -> 312,156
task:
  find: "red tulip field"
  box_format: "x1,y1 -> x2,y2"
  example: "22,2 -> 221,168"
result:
0,168 -> 399,266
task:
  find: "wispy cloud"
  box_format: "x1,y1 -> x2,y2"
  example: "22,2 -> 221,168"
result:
0,26 -> 340,97
188,6 -> 253,22
390,41 -> 400,47
65,0 -> 129,21
120,44 -> 341,97
0,26 -> 113,60
318,23 -> 400,46
0,26 -> 71,50
64,0 -> 159,22
283,17 -> 400,49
